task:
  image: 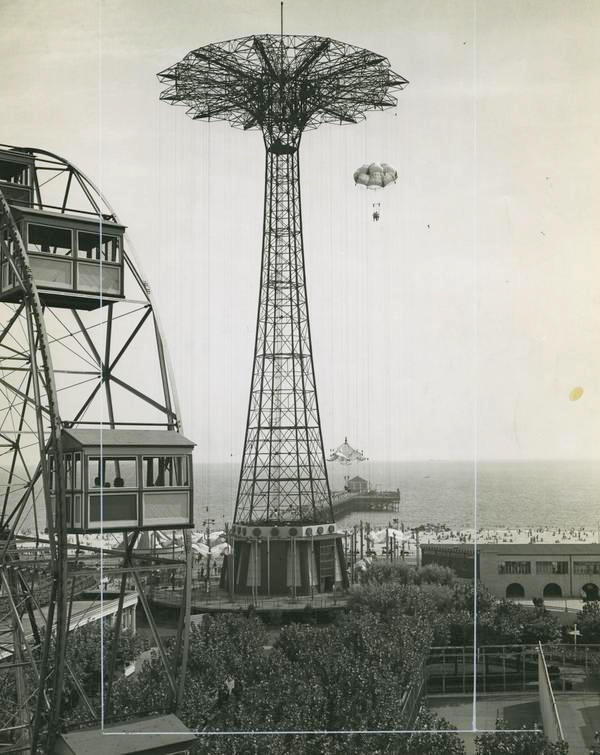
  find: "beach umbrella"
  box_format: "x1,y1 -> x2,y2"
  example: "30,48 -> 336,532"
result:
192,542 -> 210,557
210,542 -> 230,557
208,531 -> 226,545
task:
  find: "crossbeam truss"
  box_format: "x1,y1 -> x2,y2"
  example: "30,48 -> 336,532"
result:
236,150 -> 330,525
158,34 -> 408,153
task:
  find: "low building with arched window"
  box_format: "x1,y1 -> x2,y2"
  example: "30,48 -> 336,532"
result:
420,542 -> 600,601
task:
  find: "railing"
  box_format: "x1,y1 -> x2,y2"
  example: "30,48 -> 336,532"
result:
538,641 -> 565,743
398,666 -> 426,726
425,644 -> 600,696
147,585 -> 347,613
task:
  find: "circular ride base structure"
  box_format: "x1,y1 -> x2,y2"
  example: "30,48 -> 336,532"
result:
0,146 -> 194,754
158,34 -> 407,597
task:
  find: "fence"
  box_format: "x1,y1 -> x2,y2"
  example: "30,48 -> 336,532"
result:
425,644 -> 600,695
148,586 -> 346,614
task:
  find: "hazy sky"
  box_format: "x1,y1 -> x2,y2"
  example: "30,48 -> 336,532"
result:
1,0 -> 599,462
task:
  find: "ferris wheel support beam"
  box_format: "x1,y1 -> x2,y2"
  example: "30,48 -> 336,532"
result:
109,308 -> 152,370
103,305 -> 116,426
153,320 -> 176,428
104,532 -> 138,715
1,569 -> 36,754
0,191 -> 69,754
174,530 -> 193,709
130,568 -> 179,701
0,372 -> 36,525
0,303 -> 25,344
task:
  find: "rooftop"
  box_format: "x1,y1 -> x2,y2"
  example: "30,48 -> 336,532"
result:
62,428 -> 194,448
421,542 -> 600,555
57,714 -> 196,755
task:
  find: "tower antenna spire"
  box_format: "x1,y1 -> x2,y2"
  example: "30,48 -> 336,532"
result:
280,2 -> 283,36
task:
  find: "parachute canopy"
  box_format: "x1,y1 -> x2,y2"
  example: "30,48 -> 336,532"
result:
328,437 -> 368,464
354,162 -> 397,190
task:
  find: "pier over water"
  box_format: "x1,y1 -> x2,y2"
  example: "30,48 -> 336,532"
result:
331,489 -> 401,517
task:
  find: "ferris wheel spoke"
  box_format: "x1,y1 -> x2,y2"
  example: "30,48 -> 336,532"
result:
0,375 -> 44,447
0,378 -> 49,420
0,305 -> 25,346
70,310 -> 102,366
108,374 -> 172,417
108,307 -> 152,372
0,370 -> 31,430
55,375 -> 100,395
68,381 -> 103,425
43,314 -> 101,372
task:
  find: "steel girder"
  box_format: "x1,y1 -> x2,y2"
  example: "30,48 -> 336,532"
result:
235,149 -> 331,525
158,34 -> 408,151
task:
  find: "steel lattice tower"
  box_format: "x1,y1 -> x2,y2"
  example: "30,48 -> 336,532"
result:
159,34 -> 407,595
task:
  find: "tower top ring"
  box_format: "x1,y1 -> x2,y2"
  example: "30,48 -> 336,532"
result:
158,34 -> 408,150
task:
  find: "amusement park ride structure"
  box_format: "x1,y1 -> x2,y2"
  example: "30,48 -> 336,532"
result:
0,146 -> 195,753
158,33 -> 407,596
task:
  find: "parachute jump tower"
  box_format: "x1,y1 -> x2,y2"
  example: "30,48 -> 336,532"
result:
158,33 -> 407,596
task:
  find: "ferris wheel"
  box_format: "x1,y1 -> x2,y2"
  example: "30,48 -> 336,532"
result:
0,145 -> 195,753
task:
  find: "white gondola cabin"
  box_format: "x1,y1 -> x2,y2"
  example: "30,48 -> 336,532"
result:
1,208 -> 125,309
0,149 -> 125,309
51,429 -> 195,533
0,149 -> 34,207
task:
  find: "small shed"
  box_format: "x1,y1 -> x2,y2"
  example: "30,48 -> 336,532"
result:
51,428 -> 195,532
54,714 -> 197,755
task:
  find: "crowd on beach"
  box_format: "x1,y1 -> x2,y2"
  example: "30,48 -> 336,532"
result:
58,522 -> 598,557
350,523 -> 600,560
414,523 -> 599,545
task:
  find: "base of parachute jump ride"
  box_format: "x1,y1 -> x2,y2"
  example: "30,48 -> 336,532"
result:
221,524 -> 348,596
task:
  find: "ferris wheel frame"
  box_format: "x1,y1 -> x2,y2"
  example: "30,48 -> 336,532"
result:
0,145 -> 193,753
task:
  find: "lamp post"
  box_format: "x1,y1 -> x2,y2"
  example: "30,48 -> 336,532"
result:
568,623 -> 581,650
224,522 -> 235,600
360,520 -> 364,560
352,524 -> 358,583
202,518 -> 215,594
251,537 -> 261,604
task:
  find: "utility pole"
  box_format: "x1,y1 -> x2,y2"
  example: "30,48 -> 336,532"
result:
203,518 -> 215,594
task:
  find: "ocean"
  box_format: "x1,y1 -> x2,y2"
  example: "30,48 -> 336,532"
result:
11,459 -> 600,536
196,459 -> 600,533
